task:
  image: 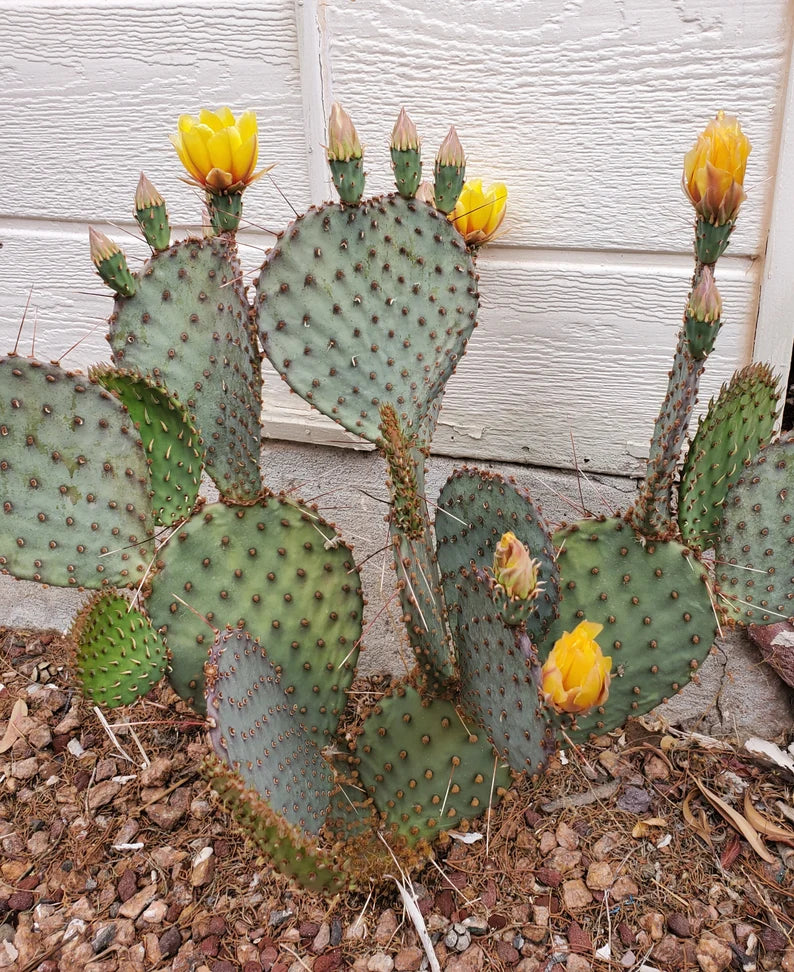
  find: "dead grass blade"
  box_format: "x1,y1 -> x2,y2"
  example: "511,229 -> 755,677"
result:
743,790 -> 794,846
694,779 -> 777,864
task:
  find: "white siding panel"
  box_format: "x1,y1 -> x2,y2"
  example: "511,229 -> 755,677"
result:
0,1 -> 313,227
259,249 -> 759,476
324,0 -> 789,255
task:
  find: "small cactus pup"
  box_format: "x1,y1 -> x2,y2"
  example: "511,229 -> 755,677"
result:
390,107 -> 421,199
326,102 -> 365,205
71,591 -> 168,708
134,172 -> 171,251
169,107 -> 271,233
434,125 -> 466,214
89,227 -> 136,297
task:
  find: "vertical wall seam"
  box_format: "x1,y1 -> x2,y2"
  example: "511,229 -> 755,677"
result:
294,0 -> 334,205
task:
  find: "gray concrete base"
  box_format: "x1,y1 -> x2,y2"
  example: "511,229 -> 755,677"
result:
1,439 -> 791,739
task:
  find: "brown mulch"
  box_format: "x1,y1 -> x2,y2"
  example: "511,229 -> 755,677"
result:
1,628 -> 793,972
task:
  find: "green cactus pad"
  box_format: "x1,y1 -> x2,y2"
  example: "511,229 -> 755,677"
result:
254,194 -> 478,446
206,628 -> 334,835
350,685 -> 510,846
543,517 -> 716,737
391,148 -> 421,199
679,364 -> 779,551
90,366 -> 203,526
146,495 -> 363,719
0,357 -> 154,589
107,236 -> 262,502
202,755 -> 350,893
449,569 -> 556,774
70,591 -> 167,707
435,467 -> 560,644
714,436 -> 794,624
329,158 -> 365,205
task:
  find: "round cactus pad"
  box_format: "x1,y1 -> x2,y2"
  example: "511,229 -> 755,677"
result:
715,436 -> 794,624
544,517 -> 716,736
71,591 -> 167,707
0,356 -> 154,589
255,194 -> 478,445
107,237 -> 262,502
206,629 -> 334,836
351,685 -> 511,846
450,570 -> 556,774
435,467 -> 560,643
146,495 -> 363,723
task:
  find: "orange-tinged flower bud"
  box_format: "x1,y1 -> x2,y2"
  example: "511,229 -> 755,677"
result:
687,266 -> 722,323
88,227 -> 120,267
493,532 -> 541,600
391,107 -> 420,152
134,172 -> 165,210
327,102 -> 362,161
683,111 -> 751,225
169,107 -> 268,195
449,179 -> 508,245
436,126 -> 465,168
541,621 -> 611,715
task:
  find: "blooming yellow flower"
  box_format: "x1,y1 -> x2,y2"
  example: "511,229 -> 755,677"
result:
449,179 -> 507,245
493,532 -> 541,600
170,107 -> 265,194
683,111 -> 751,225
541,621 -> 611,715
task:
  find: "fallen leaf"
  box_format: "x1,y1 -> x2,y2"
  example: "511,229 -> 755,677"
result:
694,779 -> 777,864
0,698 -> 28,754
743,791 -> 794,846
631,817 -> 667,838
720,833 -> 742,868
683,790 -> 713,849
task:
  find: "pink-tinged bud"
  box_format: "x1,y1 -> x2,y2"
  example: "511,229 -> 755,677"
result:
687,267 -> 722,323
541,621 -> 611,715
415,181 -> 435,205
327,102 -> 362,161
88,227 -> 119,267
134,172 -> 165,210
436,125 -> 465,168
683,111 -> 751,226
391,107 -> 420,152
492,532 -> 542,600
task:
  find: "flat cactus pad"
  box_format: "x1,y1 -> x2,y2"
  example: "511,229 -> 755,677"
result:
0,356 -> 154,589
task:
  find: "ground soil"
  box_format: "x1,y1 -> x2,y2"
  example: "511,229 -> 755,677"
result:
1,628 -> 793,972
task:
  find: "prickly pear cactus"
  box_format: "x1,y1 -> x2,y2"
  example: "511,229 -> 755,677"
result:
254,195 -> 478,445
678,364 -> 779,550
107,237 -> 263,502
71,591 -> 167,707
146,494 -> 364,718
543,517 -> 717,736
0,356 -> 155,589
714,435 -> 794,624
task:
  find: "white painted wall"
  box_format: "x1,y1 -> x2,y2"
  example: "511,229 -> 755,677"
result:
1,0 -> 791,477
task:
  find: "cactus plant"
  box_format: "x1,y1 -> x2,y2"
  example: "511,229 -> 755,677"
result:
0,105 -> 790,894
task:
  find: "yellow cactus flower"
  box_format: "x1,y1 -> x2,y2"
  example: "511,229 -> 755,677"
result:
541,621 -> 611,715
683,111 -> 751,225
449,179 -> 507,245
170,107 -> 267,194
493,532 -> 541,600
